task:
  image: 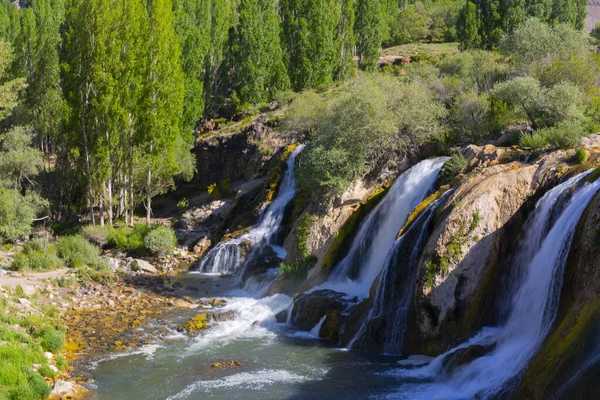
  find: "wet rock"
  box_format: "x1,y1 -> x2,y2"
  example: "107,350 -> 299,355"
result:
513,191 -> 600,399
191,237 -> 211,256
241,245 -> 281,282
211,360 -> 242,369
290,290 -> 354,342
406,152 -> 567,355
442,344 -> 495,373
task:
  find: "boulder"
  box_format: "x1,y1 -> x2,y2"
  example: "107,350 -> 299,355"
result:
241,245 -> 281,282
442,343 -> 495,374
290,289 -> 356,342
49,380 -> 88,400
131,259 -> 157,274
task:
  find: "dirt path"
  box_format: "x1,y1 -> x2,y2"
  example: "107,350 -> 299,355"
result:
0,268 -> 70,290
587,1 -> 600,33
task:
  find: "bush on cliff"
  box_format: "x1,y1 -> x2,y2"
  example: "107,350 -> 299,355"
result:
144,226 -> 177,256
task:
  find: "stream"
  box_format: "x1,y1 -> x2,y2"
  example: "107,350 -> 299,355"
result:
76,273 -> 415,400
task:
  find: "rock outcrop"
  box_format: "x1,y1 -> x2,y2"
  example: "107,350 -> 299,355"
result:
403,151 -> 567,354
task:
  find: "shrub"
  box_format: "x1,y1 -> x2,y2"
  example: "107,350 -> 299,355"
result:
107,224 -> 149,252
37,326 -> 64,353
10,239 -> 62,272
519,132 -> 548,152
0,188 -> 36,242
56,235 -> 100,268
82,225 -> 109,247
143,226 -> 176,256
572,149 -> 588,164
539,119 -> 588,149
439,153 -> 468,185
279,255 -> 317,281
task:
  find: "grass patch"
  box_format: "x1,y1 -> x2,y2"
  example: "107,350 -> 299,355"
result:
381,42 -> 459,58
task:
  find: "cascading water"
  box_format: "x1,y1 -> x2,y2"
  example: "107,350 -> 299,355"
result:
197,144 -> 305,275
349,191 -> 453,353
318,157 -> 449,299
388,170 -> 600,400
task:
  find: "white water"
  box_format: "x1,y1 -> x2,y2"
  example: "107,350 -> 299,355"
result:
349,191 -> 453,353
387,171 -> 600,399
316,157 -> 449,299
198,144 -> 305,274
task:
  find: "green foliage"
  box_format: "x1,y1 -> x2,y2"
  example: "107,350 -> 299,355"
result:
279,255 -> 317,281
82,225 -> 109,247
10,239 -> 62,272
143,226 -> 176,256
537,119 -> 589,149
592,22 -> 600,42
230,0 -> 290,107
519,132 -> 548,152
492,77 -> 585,130
439,153 -> 468,185
54,355 -> 68,371
456,1 -> 480,50
501,18 -> 597,89
295,74 -> 445,195
450,91 -> 492,143
425,260 -> 437,288
470,209 -> 480,232
0,189 -> 36,242
571,149 -> 588,164
355,0 -> 383,71
107,224 -> 150,252
56,235 -> 100,268
0,343 -> 51,400
296,214 -> 317,257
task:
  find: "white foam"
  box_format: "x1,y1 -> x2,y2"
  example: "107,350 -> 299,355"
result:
165,369 -> 308,399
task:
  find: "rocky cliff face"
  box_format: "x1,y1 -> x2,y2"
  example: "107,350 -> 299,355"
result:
513,188 -> 600,399
403,155 -> 562,354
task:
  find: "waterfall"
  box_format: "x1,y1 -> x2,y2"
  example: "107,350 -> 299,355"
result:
318,157 -> 449,299
390,170 -> 600,400
349,191 -> 453,353
197,144 -> 305,274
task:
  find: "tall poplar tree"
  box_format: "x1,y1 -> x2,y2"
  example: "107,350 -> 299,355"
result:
14,0 -> 66,152
231,0 -> 289,107
355,0 -> 382,71
142,0 -> 192,222
333,0 -> 356,81
174,0 -> 211,130
204,0 -> 234,116
280,0 -> 338,91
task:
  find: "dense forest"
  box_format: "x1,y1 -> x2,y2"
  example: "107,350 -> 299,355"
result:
0,0 -> 594,236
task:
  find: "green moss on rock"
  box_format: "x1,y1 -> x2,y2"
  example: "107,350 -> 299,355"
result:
321,184 -> 391,274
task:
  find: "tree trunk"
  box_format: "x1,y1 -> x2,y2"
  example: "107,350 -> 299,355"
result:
146,167 -> 152,223
107,178 -> 114,226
